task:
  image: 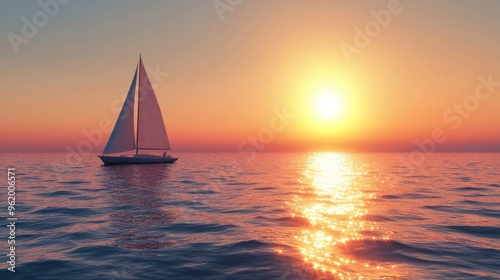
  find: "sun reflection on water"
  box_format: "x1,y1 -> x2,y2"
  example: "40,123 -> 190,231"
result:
287,153 -> 398,279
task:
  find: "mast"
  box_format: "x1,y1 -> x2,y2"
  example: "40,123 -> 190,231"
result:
136,54 -> 141,155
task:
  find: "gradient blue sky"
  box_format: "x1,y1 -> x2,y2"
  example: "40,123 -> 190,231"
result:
1,0 -> 499,152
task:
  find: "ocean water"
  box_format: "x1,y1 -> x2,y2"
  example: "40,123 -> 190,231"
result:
0,152 -> 499,279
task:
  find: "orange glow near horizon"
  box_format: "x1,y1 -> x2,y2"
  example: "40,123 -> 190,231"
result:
0,1 -> 499,152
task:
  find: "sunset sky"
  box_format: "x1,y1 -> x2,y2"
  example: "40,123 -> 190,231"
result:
1,0 -> 499,152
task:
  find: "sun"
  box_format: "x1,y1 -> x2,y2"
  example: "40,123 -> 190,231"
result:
314,89 -> 343,120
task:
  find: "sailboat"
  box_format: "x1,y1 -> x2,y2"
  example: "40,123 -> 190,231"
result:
98,56 -> 178,164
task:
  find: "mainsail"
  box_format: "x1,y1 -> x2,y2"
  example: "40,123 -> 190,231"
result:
98,56 -> 178,164
137,57 -> 171,151
103,67 -> 137,154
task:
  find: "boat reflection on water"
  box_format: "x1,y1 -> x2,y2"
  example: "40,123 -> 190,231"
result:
287,153 -> 398,279
100,164 -> 177,251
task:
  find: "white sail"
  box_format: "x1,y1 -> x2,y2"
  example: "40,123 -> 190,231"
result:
103,67 -> 137,154
137,57 -> 171,150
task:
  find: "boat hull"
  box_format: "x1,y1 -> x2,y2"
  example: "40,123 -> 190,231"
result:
98,155 -> 178,165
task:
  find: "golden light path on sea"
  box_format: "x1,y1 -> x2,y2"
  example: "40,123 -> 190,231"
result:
286,153 -> 398,279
